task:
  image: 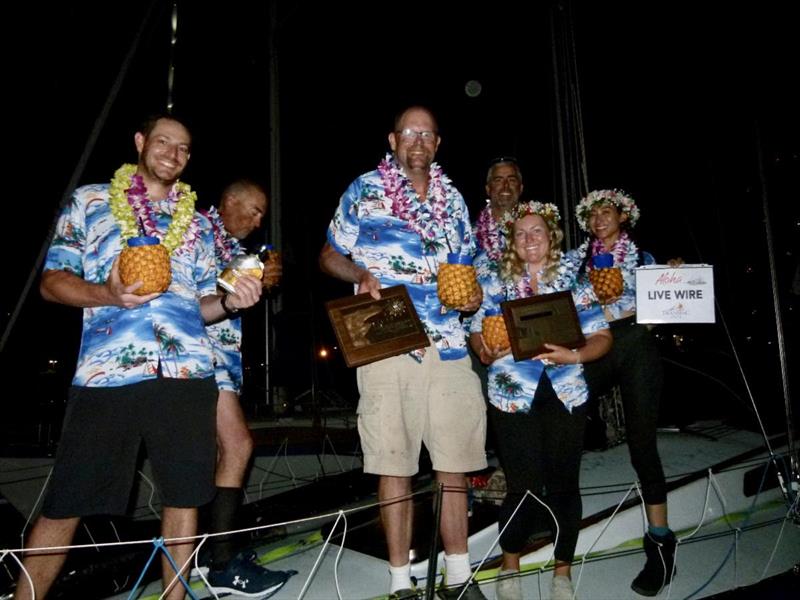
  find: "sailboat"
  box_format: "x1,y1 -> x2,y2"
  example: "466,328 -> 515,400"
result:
2,2 -> 798,599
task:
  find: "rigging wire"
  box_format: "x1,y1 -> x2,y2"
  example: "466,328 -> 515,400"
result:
166,2 -> 178,114
549,0 -> 588,249
0,0 -> 162,354
753,121 -> 798,500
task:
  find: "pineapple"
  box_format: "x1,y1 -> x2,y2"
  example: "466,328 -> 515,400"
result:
588,266 -> 623,304
482,314 -> 510,351
437,262 -> 480,308
119,241 -> 172,295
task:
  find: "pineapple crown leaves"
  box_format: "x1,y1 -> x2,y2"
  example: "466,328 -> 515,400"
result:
575,189 -> 640,232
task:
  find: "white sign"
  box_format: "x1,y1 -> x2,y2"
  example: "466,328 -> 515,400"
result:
635,265 -> 715,324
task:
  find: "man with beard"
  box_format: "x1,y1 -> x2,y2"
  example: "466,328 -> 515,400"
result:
17,115 -> 262,600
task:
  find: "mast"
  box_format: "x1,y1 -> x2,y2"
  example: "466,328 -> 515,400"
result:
265,1 -> 282,411
549,0 -> 588,247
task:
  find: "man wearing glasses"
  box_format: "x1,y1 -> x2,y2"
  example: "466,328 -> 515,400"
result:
320,106 -> 488,599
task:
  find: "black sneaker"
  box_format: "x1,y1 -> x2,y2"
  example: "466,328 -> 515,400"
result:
436,581 -> 487,600
631,530 -> 677,596
389,588 -> 420,599
207,551 -> 296,598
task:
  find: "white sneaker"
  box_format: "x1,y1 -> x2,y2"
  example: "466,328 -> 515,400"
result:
496,569 -> 523,600
550,575 -> 576,600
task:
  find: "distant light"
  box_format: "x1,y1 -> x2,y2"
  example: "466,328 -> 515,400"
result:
319,348 -> 328,358
465,80 -> 482,98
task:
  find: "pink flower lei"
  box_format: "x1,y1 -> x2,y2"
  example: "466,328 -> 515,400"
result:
474,203 -> 507,261
588,231 -> 637,268
377,153 -> 458,252
201,206 -> 241,264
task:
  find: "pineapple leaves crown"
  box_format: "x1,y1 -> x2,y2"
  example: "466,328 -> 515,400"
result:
575,189 -> 640,232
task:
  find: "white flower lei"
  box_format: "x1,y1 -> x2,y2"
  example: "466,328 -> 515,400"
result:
505,256 -> 575,300
577,231 -> 640,273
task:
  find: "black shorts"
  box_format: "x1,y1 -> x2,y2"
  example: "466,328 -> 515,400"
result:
43,377 -> 217,518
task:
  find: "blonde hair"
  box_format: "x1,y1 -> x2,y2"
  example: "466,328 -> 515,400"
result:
500,206 -> 564,286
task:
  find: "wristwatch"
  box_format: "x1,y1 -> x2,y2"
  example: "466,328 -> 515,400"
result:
221,294 -> 240,317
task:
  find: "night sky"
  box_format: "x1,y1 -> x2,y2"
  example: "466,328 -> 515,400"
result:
2,1 -> 797,437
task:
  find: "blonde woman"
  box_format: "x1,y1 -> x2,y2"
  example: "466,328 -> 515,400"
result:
470,201 -> 611,600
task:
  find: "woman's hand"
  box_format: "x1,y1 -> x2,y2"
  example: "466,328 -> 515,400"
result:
533,343 -> 581,365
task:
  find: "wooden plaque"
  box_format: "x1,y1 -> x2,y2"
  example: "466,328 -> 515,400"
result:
325,284 -> 429,368
500,290 -> 586,361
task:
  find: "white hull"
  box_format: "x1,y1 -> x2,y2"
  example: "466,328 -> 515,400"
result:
3,422 -> 798,599
93,422 -> 800,599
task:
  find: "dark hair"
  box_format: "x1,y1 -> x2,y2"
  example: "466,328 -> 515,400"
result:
138,113 -> 192,138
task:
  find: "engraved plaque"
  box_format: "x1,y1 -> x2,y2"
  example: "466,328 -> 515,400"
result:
500,290 -> 586,361
325,285 -> 429,367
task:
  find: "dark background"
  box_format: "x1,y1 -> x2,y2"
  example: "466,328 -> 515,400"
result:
2,1 -> 797,444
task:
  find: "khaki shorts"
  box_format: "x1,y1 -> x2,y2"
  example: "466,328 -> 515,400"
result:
356,347 -> 488,476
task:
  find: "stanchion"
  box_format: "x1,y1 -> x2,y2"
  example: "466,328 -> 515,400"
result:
425,482 -> 444,600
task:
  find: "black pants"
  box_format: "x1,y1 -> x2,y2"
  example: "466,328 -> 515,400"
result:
583,319 -> 667,505
490,374 -> 587,562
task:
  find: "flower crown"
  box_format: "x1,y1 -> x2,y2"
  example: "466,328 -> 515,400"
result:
575,189 -> 640,232
504,200 -> 561,229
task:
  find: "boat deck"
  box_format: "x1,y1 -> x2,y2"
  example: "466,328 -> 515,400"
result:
107,421 -> 800,599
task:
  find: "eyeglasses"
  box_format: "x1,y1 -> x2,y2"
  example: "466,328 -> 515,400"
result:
396,128 -> 438,143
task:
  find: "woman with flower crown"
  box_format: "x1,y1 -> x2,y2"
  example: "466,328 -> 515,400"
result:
470,201 -> 612,600
569,189 -> 676,596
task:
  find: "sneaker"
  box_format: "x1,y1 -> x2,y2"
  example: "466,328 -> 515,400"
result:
436,580 -> 487,599
207,551 -> 297,598
550,575 -> 575,600
496,569 -> 523,600
389,588 -> 420,599
631,531 -> 677,596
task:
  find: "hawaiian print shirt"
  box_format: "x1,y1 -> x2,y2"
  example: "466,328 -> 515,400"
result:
470,255 -> 609,413
566,237 -> 655,321
45,183 -> 217,387
327,160 -> 476,360
200,207 -> 244,393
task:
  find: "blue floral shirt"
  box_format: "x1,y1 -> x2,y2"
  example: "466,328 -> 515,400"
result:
201,207 -> 244,393
566,238 -> 655,320
470,255 -> 609,413
327,159 -> 475,360
45,183 -> 217,387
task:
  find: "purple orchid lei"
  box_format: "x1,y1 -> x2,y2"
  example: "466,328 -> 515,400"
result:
126,174 -> 159,236
120,171 -> 200,253
474,202 -> 507,261
377,153 -> 459,252
201,206 -> 242,265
